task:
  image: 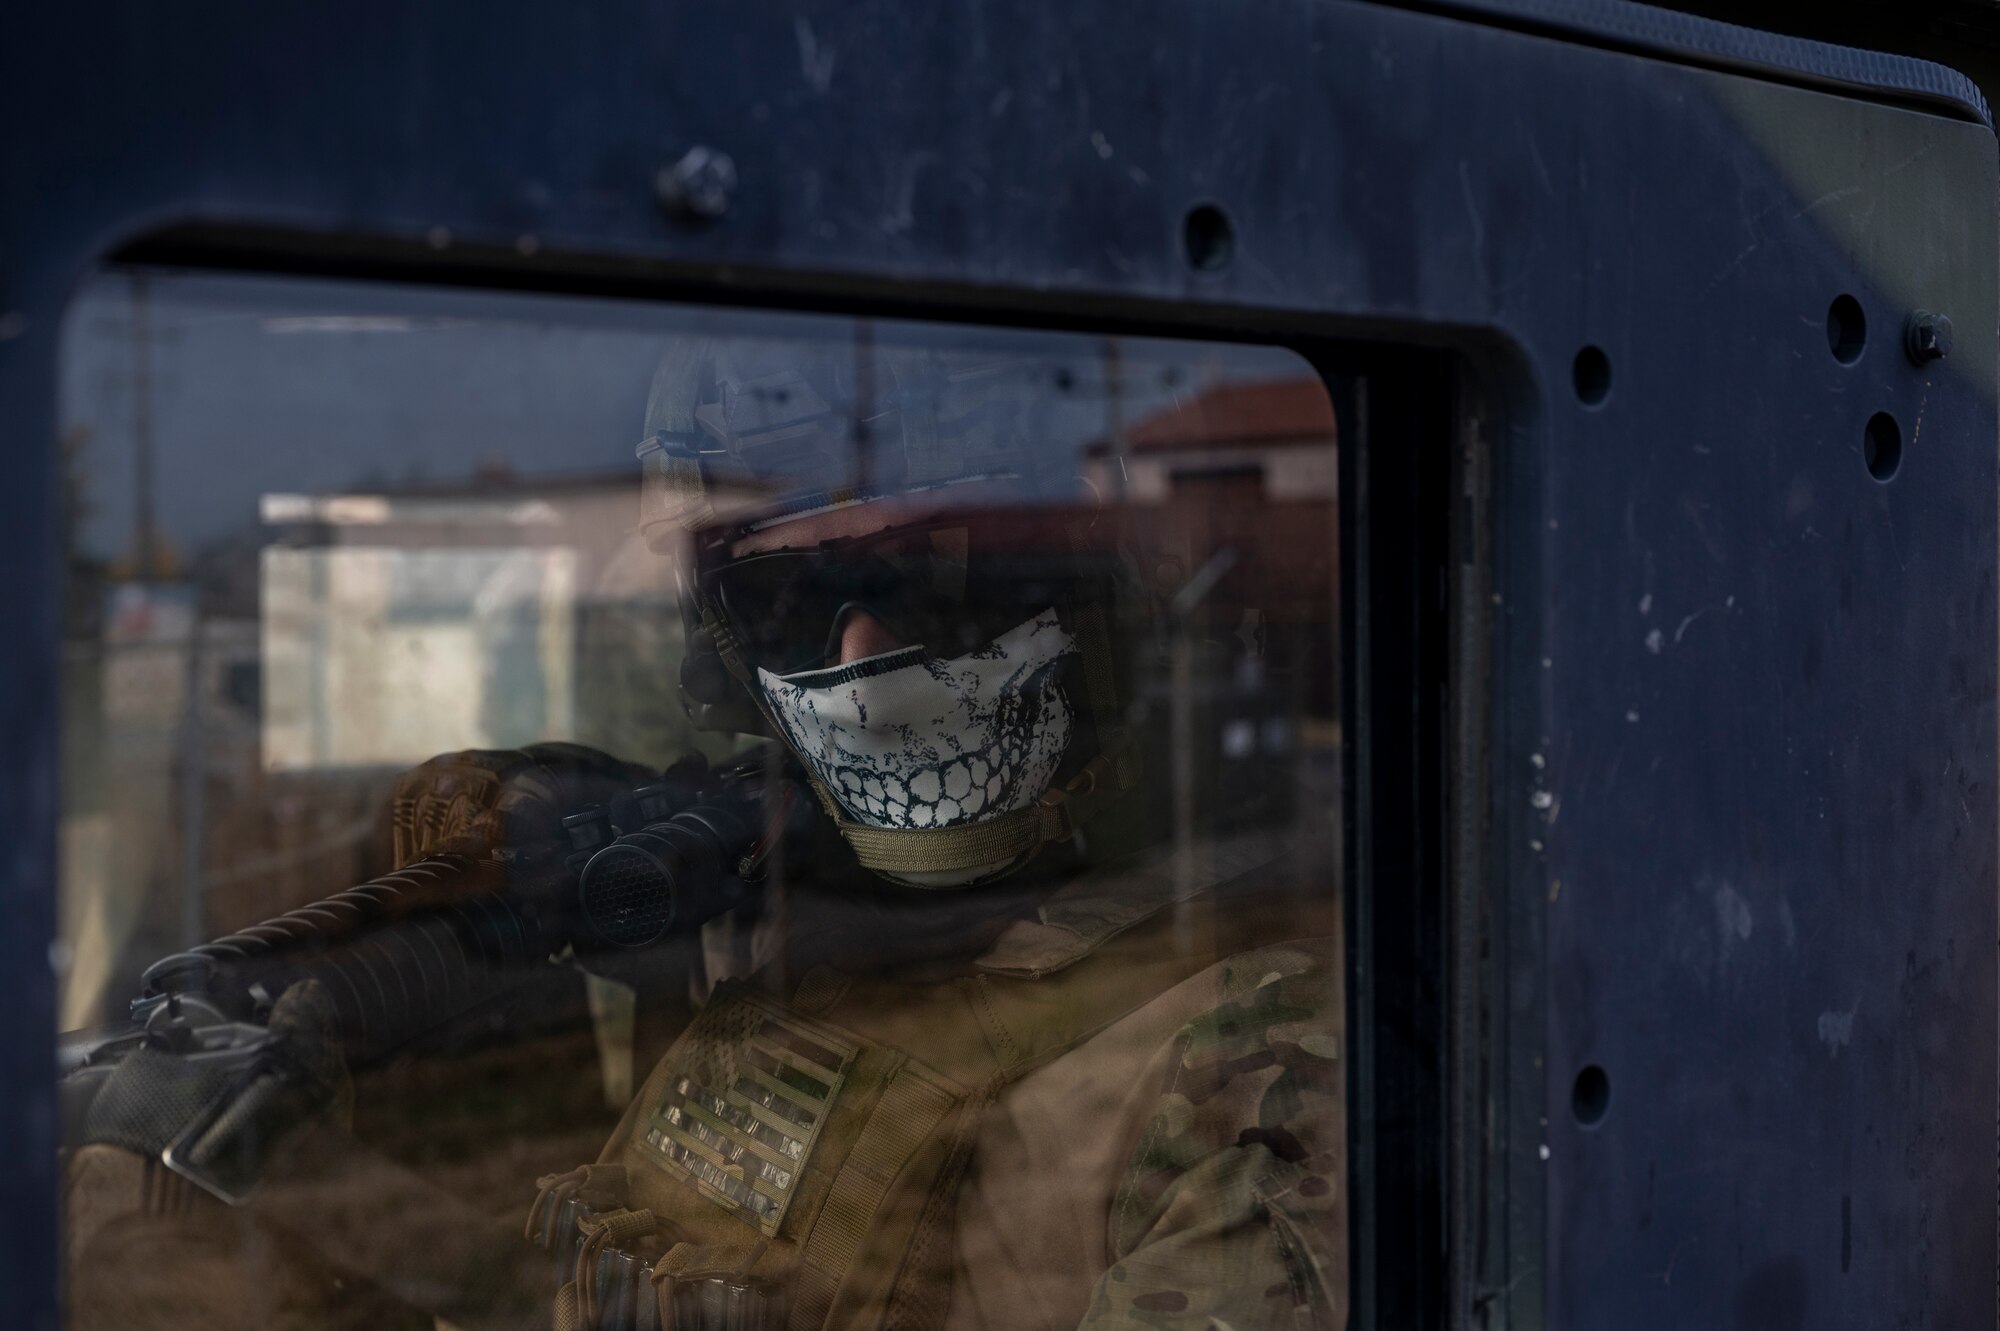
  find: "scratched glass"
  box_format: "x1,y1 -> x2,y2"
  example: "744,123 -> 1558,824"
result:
57,270 -> 1346,1331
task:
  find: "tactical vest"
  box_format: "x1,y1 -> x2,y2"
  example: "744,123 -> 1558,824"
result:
529,885 -> 1261,1331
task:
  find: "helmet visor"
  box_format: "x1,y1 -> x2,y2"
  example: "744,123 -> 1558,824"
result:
707,517 -> 1092,676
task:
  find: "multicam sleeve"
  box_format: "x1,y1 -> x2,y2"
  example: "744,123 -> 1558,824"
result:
1078,950 -> 1347,1331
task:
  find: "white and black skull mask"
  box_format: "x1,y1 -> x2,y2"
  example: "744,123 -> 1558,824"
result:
755,609 -> 1078,884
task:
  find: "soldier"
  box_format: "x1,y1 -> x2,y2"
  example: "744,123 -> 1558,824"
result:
518,334 -> 1347,1331
65,329 -> 1345,1331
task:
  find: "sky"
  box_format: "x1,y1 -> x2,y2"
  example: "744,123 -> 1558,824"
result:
60,268 -> 1319,568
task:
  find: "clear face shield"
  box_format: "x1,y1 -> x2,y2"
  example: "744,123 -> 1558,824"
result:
641,336 -> 1148,885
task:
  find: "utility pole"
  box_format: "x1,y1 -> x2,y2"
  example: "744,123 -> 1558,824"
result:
130,272 -> 158,580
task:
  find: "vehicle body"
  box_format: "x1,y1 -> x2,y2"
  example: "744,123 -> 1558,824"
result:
4,2 -> 1997,1327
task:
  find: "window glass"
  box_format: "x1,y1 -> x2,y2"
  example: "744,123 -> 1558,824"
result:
58,270 -> 1345,1331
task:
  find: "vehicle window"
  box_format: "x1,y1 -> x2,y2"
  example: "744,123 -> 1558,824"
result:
57,269 -> 1346,1331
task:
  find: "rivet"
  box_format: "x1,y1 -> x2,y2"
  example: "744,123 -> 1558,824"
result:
657,146 -> 738,222
1904,310 -> 1953,365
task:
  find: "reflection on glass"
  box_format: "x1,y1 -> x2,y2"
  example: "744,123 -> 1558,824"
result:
57,271 -> 1347,1331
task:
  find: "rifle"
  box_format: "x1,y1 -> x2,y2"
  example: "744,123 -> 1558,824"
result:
59,746 -> 807,1203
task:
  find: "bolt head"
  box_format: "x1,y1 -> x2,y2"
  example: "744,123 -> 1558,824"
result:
658,146 -> 737,222
1905,310 -> 1953,364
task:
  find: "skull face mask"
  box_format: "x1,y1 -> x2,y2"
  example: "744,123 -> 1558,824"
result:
755,609 -> 1079,887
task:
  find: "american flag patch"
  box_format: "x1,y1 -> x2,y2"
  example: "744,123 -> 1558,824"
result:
640,989 -> 856,1237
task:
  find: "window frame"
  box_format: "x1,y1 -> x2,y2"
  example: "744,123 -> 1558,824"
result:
8,4 -> 1996,1328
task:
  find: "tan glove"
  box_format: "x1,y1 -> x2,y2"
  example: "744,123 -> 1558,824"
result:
390,742 -> 658,867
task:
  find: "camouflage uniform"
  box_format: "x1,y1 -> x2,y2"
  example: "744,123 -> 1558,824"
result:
942,853 -> 1343,1331
554,832 -> 1345,1331
63,757 -> 1344,1331
968,948 -> 1343,1331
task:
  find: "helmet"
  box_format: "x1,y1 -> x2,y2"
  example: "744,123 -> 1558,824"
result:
637,329 -> 1147,888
